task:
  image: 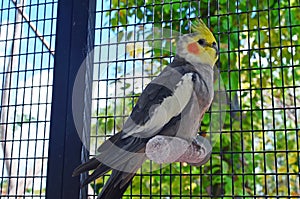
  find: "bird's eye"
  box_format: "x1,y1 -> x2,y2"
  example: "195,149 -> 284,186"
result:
212,41 -> 217,46
197,39 -> 205,46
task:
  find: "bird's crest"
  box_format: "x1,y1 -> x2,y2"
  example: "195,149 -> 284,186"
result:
191,19 -> 216,42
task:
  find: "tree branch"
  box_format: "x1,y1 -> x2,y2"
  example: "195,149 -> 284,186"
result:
11,0 -> 55,56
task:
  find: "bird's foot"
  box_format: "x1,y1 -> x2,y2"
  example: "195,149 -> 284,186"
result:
145,135 -> 212,166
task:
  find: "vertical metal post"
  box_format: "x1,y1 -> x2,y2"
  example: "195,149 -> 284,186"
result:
46,0 -> 95,198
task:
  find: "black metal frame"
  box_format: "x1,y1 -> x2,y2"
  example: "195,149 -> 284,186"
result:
45,0 -> 95,198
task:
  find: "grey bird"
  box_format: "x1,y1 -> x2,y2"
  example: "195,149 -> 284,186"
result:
73,19 -> 219,199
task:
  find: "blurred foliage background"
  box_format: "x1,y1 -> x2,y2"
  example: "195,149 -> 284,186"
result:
90,0 -> 300,198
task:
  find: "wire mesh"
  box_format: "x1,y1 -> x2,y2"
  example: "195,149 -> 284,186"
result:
1,0 -> 300,198
0,0 -> 57,197
90,0 -> 300,198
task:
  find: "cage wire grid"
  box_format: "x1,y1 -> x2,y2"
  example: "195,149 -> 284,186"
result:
0,0 -> 299,199
0,0 -> 57,197
90,0 -> 300,198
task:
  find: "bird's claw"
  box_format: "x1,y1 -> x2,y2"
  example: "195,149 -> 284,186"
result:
145,135 -> 212,166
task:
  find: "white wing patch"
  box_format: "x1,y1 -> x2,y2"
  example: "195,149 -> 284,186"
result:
123,73 -> 195,138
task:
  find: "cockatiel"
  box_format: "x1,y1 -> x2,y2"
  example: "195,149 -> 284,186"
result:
73,19 -> 219,199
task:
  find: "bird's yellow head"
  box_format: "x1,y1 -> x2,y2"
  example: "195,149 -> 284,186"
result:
176,19 -> 219,67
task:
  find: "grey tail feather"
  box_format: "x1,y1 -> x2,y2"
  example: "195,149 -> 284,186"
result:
80,163 -> 111,187
72,157 -> 100,177
97,151 -> 146,199
97,170 -> 135,199
72,132 -> 148,197
72,132 -> 123,178
97,131 -> 123,153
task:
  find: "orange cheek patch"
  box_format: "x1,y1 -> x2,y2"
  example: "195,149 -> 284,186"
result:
187,42 -> 200,55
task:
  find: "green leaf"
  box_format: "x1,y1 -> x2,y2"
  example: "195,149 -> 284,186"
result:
137,8 -> 144,20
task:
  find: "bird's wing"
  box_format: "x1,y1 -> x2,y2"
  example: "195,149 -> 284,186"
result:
121,63 -> 198,139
